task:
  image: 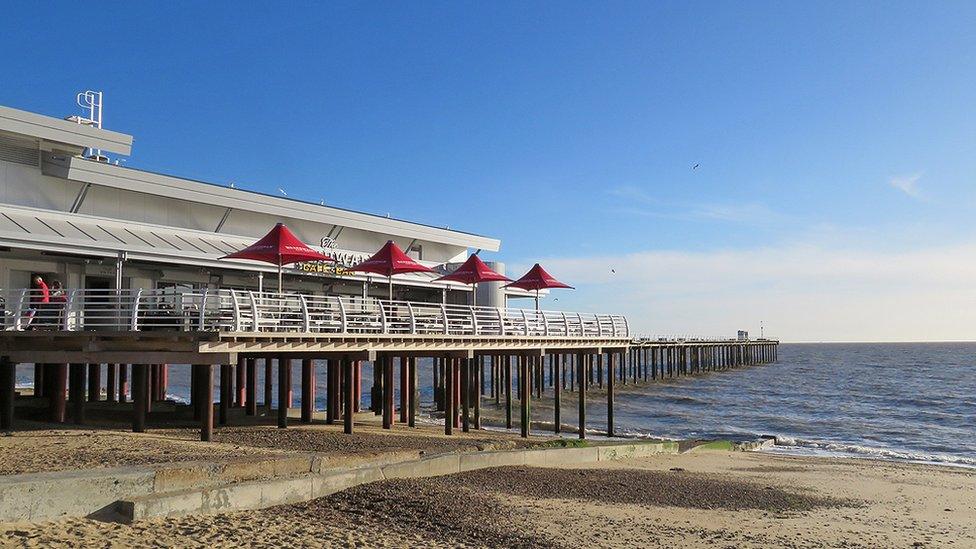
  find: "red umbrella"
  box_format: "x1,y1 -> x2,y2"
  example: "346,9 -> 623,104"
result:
220,223 -> 332,293
435,254 -> 510,306
505,263 -> 574,310
350,240 -> 435,300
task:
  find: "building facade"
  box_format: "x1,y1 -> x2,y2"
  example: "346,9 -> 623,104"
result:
0,102 -> 519,307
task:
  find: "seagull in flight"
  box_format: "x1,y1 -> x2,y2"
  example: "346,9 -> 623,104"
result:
693,163 -> 700,170
277,187 -> 288,196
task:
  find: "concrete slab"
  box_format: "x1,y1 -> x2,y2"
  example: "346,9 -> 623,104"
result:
0,467 -> 156,522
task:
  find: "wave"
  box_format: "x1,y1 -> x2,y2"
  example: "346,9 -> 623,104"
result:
771,436 -> 976,468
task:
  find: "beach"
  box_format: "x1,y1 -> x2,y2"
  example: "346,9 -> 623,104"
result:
1,439 -> 972,548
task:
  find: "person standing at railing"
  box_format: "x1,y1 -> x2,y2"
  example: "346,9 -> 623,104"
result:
31,276 -> 50,305
49,280 -> 66,303
21,275 -> 50,329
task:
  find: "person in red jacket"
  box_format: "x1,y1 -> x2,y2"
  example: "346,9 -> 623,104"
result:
31,275 -> 50,304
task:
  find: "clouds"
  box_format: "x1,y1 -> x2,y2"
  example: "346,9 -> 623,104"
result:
522,240 -> 976,342
889,173 -> 923,199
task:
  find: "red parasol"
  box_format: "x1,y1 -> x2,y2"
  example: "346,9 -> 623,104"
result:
350,240 -> 435,300
435,254 -> 510,306
504,263 -> 574,310
220,223 -> 332,293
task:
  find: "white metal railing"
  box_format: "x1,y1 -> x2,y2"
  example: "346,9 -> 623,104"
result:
0,288 -> 629,338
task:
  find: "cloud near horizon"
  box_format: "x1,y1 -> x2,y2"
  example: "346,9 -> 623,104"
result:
517,241 -> 976,342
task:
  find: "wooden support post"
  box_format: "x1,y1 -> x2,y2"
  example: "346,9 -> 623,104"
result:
452,358 -> 460,429
473,356 -> 482,430
246,358 -> 257,416
504,355 -> 513,429
577,353 -> 586,440
201,365 -> 214,442
445,357 -> 454,435
553,354 -> 561,433
355,361 -> 363,412
160,365 -> 169,400
301,358 -> 314,423
387,356 -> 396,428
380,357 -> 392,429
462,357 -> 471,433
33,364 -> 44,398
235,357 -> 246,407
373,360 -> 383,415
286,358 -> 293,409
69,363 -> 86,425
597,352 -> 603,389
325,360 -> 335,424
343,357 -> 354,434
145,365 -> 154,413
277,356 -> 289,429
1,358 -> 15,433
399,357 -> 408,424
191,364 -> 201,421
406,357 -> 416,428
264,359 -> 273,412
106,364 -> 117,403
131,364 -> 147,432
150,364 -> 158,403
118,364 -> 128,403
219,364 -> 231,425
520,355 -> 531,438
87,363 -> 100,402
607,351 -> 615,437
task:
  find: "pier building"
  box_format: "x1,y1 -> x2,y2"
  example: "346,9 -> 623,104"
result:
0,96 -> 778,446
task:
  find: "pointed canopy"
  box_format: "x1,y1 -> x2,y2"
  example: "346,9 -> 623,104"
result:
350,240 -> 435,277
221,223 -> 332,266
435,254 -> 511,285
505,263 -> 574,291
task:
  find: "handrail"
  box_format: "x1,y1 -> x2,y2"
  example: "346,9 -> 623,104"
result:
0,287 -> 630,339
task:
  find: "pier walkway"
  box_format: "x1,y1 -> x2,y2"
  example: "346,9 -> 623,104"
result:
0,288 -> 777,442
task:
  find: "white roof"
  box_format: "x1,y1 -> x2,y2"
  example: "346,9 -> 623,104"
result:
0,203 -> 462,290
62,156 -> 501,252
0,105 -> 132,156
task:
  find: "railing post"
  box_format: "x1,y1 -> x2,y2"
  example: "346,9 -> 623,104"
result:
496,307 -> 505,336
621,316 -> 630,337
131,289 -> 143,330
336,296 -> 348,332
598,314 -> 606,337
470,306 -> 478,335
379,300 -> 389,333
576,312 -> 584,337
520,309 -> 529,336
64,289 -> 79,331
199,288 -> 210,330
247,291 -> 260,332
441,304 -> 449,335
299,294 -> 311,332
562,312 -> 570,336
543,310 -> 549,336
407,303 -> 417,334
13,289 -> 27,330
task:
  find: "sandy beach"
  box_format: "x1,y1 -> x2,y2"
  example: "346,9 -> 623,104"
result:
1,446 -> 972,548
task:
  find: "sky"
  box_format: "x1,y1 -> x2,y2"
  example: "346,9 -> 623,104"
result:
4,2 -> 976,342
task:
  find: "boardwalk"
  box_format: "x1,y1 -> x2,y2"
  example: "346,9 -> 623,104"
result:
0,287 -> 776,443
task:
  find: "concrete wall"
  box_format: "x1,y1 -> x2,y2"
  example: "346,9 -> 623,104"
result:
0,442 -> 680,524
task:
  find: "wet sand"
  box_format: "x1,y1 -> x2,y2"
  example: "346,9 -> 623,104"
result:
2,450 -> 973,548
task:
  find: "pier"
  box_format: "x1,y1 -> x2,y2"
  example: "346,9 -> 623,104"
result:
0,287 -> 777,442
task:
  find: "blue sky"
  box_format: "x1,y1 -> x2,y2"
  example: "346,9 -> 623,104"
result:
4,2 -> 976,341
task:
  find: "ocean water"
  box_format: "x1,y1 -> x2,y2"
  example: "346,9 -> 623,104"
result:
15,343 -> 975,468
605,343 -> 976,468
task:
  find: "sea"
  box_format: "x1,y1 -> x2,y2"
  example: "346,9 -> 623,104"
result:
15,342 -> 976,468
